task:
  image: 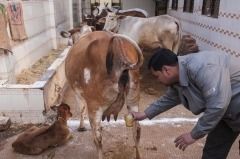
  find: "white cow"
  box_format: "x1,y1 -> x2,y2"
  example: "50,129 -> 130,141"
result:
103,12 -> 182,53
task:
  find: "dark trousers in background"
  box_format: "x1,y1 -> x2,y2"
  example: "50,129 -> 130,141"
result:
202,120 -> 239,159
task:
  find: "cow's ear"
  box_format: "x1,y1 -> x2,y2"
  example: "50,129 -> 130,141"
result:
104,2 -> 108,7
50,105 -> 58,111
60,31 -> 71,38
92,7 -> 99,17
68,28 -> 81,35
81,21 -> 88,26
98,17 -> 106,24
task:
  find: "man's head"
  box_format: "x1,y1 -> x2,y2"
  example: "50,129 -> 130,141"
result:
148,48 -> 179,86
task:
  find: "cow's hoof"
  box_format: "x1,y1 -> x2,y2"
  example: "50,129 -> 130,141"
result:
78,127 -> 87,131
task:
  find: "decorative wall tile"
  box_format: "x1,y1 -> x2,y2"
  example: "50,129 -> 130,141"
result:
168,0 -> 240,57
183,30 -> 240,57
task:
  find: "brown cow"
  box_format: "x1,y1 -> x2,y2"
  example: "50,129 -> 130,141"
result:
12,103 -> 72,155
65,31 -> 143,159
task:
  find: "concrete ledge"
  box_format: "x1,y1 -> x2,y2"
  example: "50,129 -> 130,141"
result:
0,47 -> 71,124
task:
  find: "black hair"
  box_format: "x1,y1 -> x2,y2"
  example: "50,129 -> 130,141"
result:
148,48 -> 178,71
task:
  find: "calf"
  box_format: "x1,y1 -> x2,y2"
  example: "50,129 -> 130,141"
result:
65,31 -> 143,159
103,12 -> 182,53
12,103 -> 72,155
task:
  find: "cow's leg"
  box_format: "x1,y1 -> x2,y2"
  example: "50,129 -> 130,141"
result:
126,70 -> 141,159
162,38 -> 175,52
172,22 -> 181,54
74,89 -> 87,131
88,108 -> 103,159
172,33 -> 181,54
58,84 -> 86,131
128,105 -> 141,159
161,31 -> 181,54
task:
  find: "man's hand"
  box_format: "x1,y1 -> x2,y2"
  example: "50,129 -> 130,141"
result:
174,132 -> 196,151
130,111 -> 147,121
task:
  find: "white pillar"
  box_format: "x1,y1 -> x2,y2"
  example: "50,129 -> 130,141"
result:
0,53 -> 15,83
79,0 -> 82,23
69,0 -> 73,28
48,0 -> 58,49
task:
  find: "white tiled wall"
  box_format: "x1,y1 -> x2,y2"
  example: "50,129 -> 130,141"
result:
0,0 -> 72,123
0,0 -> 72,80
168,0 -> 240,57
0,54 -> 15,82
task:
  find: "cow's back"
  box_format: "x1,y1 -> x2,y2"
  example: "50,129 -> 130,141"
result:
154,15 -> 179,32
118,15 -> 181,51
65,31 -> 116,106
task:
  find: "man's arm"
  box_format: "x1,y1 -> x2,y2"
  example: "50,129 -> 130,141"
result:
144,86 -> 181,119
190,64 -> 232,139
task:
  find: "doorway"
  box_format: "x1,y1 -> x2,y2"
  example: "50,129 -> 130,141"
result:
155,0 -> 168,15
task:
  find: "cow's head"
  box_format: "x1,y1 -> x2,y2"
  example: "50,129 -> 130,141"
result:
43,103 -> 72,124
60,25 -> 95,45
98,2 -> 112,17
92,6 -> 100,17
56,103 -> 73,120
102,12 -> 125,32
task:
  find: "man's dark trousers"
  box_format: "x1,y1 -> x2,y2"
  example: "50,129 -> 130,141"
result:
202,120 -> 239,159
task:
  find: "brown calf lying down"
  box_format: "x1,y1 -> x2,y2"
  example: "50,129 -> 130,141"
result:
12,103 -> 72,155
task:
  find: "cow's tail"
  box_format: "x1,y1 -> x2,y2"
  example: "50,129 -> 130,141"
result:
173,19 -> 182,55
